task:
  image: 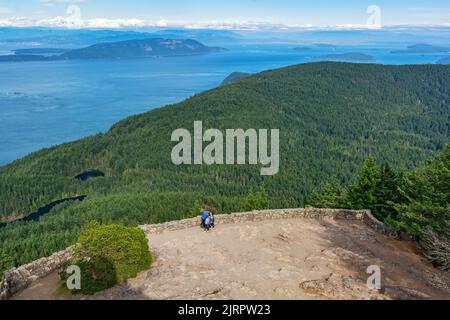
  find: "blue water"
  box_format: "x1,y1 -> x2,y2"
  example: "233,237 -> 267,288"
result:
0,43 -> 447,165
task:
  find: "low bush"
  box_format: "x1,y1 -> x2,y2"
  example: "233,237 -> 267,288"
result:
61,222 -> 152,295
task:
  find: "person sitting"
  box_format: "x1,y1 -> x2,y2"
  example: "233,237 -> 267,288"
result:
209,210 -> 215,229
204,215 -> 211,231
201,209 -> 210,229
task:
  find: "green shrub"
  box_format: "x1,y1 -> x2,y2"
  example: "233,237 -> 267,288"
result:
62,222 -> 152,295
59,257 -> 117,295
0,252 -> 14,279
242,190 -> 269,211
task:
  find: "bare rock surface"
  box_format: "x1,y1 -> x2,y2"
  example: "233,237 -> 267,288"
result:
13,218 -> 450,300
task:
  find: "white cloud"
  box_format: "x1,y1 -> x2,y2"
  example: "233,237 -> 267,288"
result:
85,18 -> 145,29
0,16 -> 449,30
0,17 -> 30,27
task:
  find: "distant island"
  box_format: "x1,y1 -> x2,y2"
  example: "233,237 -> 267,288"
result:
313,52 -> 375,62
0,38 -> 227,62
293,46 -> 312,52
314,43 -> 336,48
437,56 -> 450,64
13,48 -> 70,56
0,55 -> 50,62
392,44 -> 449,54
221,72 -> 252,85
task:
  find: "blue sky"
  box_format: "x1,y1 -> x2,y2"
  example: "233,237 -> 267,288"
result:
0,0 -> 449,28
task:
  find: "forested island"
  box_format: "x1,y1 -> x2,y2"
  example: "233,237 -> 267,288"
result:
392,44 -> 449,54
0,38 -> 226,62
314,52 -> 375,62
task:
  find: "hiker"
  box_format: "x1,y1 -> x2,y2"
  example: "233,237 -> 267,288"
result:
204,215 -> 211,231
201,209 -> 210,229
209,210 -> 215,229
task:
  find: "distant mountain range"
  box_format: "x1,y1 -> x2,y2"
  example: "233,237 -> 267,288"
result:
0,38 -> 227,62
1,27 -> 450,48
0,28 -> 242,46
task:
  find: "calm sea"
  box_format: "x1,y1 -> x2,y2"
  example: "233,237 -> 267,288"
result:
0,43 -> 446,165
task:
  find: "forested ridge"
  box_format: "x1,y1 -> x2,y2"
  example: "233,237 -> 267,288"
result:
0,62 -> 448,274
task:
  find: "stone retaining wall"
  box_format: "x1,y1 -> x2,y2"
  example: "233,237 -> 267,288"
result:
140,208 -> 367,234
1,208 -> 397,300
0,247 -> 73,300
362,210 -> 401,238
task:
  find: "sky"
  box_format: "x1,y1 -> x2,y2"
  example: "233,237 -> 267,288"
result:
0,0 -> 449,29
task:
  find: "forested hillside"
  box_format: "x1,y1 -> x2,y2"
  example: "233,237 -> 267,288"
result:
0,62 -> 449,273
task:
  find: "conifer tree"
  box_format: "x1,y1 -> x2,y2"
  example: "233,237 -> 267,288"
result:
346,158 -> 380,211
308,178 -> 346,209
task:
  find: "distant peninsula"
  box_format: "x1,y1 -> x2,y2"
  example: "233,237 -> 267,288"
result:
13,48 -> 70,56
314,52 -> 375,62
314,43 -> 336,48
0,38 -> 227,62
221,72 -> 252,85
293,46 -> 312,52
437,56 -> 450,64
0,55 -> 50,62
392,44 -> 449,54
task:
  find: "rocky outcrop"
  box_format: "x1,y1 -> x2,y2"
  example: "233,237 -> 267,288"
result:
300,273 -> 382,300
299,273 -> 432,300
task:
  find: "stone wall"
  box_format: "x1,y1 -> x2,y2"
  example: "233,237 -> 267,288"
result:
1,207 -> 395,300
362,210 -> 401,238
0,247 -> 73,300
140,208 -> 366,234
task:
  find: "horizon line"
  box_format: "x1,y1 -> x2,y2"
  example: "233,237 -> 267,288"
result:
1,17 -> 450,31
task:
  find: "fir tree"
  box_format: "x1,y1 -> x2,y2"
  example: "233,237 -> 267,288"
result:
346,158 -> 380,211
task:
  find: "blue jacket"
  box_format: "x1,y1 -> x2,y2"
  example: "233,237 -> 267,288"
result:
202,211 -> 209,220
